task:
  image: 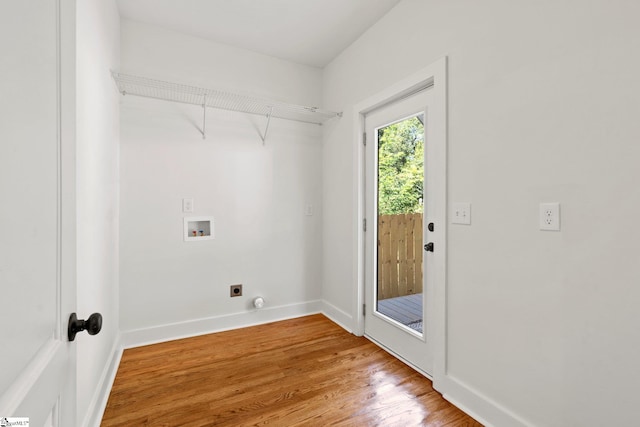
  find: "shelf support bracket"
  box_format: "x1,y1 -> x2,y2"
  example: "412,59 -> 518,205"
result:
201,95 -> 207,139
259,106 -> 274,145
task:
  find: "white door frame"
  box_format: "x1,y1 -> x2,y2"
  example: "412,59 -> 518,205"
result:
352,57 -> 447,386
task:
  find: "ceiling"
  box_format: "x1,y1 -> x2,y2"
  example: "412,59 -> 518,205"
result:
116,0 -> 402,68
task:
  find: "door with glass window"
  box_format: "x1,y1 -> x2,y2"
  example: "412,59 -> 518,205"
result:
364,88 -> 436,375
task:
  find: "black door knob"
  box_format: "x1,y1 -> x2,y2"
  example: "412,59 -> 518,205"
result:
428,222 -> 434,232
68,312 -> 103,341
424,242 -> 434,252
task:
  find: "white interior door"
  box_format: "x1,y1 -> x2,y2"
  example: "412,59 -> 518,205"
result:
0,1 -> 77,425
364,88 -> 441,376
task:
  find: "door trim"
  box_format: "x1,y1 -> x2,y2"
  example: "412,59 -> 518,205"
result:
352,57 -> 447,387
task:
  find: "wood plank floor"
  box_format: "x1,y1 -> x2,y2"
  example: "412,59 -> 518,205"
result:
101,314 -> 482,426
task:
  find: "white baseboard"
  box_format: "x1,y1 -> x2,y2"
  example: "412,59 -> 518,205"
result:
321,300 -> 354,333
440,374 -> 533,427
83,335 -> 123,427
121,300 -> 323,349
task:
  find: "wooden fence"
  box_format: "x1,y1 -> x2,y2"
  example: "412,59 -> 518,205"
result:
377,213 -> 423,300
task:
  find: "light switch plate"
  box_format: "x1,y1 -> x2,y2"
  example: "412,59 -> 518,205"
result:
452,203 -> 471,225
183,198 -> 194,213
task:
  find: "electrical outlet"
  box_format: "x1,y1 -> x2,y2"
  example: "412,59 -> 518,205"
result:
230,284 -> 243,297
539,203 -> 560,231
452,203 -> 471,225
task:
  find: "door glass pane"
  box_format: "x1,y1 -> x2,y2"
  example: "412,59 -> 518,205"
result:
376,115 -> 424,334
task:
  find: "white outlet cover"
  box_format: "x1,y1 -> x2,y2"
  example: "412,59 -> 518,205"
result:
539,202 -> 560,231
305,204 -> 313,216
452,202 -> 471,225
183,198 -> 194,213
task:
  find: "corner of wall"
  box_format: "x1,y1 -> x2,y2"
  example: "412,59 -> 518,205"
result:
321,300 -> 355,334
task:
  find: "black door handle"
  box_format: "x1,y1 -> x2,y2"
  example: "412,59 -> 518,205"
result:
424,242 -> 434,252
68,312 -> 103,341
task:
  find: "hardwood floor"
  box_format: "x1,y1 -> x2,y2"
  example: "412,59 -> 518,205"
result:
101,314 -> 481,426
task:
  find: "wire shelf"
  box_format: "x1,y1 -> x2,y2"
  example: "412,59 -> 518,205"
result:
112,72 -> 342,125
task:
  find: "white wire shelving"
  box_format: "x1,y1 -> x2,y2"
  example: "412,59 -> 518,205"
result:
111,71 -> 342,142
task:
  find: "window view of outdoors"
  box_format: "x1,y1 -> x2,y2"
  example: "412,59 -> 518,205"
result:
376,115 -> 424,333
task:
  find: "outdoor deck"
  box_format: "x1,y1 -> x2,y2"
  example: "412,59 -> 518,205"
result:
377,293 -> 423,331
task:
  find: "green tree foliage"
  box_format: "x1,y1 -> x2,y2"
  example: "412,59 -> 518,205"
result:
377,116 -> 424,215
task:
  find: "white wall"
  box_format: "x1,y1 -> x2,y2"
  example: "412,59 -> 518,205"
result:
322,1 -> 640,426
119,21 -> 324,338
76,0 -> 120,425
